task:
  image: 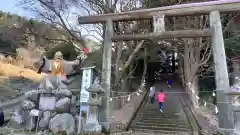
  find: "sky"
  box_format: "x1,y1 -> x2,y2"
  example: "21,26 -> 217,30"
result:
0,0 -> 34,18
0,0 -> 102,42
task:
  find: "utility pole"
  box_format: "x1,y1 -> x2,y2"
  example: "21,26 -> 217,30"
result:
99,0 -> 113,132
210,11 -> 234,134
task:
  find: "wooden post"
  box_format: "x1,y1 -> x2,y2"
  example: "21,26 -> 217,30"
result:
210,10 -> 234,133
99,18 -> 113,132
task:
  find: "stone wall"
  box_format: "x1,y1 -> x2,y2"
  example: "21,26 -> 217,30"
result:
7,76 -> 78,135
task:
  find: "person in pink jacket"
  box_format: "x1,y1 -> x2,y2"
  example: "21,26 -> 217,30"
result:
157,90 -> 166,113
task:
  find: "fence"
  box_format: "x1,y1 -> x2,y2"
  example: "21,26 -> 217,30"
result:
108,87 -> 147,132
109,91 -> 134,110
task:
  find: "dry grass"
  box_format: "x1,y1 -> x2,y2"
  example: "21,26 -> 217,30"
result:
0,61 -> 43,82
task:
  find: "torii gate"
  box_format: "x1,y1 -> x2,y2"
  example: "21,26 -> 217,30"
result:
78,0 -> 240,133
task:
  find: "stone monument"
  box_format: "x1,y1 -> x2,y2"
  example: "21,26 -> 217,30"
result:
83,77 -> 103,132
227,79 -> 240,135
78,65 -> 95,132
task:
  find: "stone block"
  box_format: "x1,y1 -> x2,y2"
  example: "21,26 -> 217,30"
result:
83,123 -> 102,133
55,97 -> 71,109
39,111 -> 52,130
39,96 -> 56,111
49,113 -> 75,135
21,100 -> 36,110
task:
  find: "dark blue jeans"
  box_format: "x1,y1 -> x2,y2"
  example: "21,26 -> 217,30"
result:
150,94 -> 155,104
150,96 -> 155,104
159,102 -> 164,110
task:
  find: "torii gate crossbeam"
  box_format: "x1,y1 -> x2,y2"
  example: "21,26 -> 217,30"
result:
78,0 -> 240,24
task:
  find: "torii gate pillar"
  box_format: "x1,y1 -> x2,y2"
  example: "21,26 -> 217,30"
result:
99,18 -> 113,132
210,10 -> 234,134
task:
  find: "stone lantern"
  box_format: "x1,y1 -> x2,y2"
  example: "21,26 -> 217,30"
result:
226,91 -> 240,135
83,77 -> 104,132
87,79 -> 104,106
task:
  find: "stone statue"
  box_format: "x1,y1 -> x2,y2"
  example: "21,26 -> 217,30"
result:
35,51 -> 85,76
51,51 -> 65,76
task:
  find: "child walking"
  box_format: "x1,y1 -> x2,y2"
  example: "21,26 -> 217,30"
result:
157,90 -> 166,113
149,83 -> 155,104
167,79 -> 173,88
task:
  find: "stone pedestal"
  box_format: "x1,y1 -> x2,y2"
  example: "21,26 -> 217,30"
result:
78,66 -> 95,133
84,100 -> 102,132
234,110 -> 240,135
83,81 -> 104,133
227,92 -> 240,135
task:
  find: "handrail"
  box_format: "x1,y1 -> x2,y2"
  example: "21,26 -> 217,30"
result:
125,85 -> 150,131
179,95 -> 200,135
182,95 -> 203,130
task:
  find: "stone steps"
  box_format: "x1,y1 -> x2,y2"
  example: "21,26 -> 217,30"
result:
142,109 -> 181,114
130,92 -> 192,134
135,122 -> 190,128
132,125 -> 191,132
138,113 -> 181,118
132,129 -> 192,135
136,115 -> 185,122
136,119 -> 187,125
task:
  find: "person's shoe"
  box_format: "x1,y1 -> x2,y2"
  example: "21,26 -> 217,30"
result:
160,109 -> 163,113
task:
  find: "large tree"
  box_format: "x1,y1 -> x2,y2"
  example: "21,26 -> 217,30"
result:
18,0 -> 150,93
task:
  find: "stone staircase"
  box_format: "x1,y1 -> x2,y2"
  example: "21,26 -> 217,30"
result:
130,93 -> 193,135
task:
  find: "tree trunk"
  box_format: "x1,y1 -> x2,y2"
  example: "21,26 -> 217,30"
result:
191,76 -> 199,108
140,47 -> 148,90
179,56 -> 185,88
114,42 -> 123,91
183,39 -> 199,108
171,52 -> 175,73
128,64 -> 134,92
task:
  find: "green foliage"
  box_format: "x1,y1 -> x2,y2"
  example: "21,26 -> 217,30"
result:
46,42 -> 78,60
81,110 -> 87,118
0,11 -> 4,17
56,131 -> 67,135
